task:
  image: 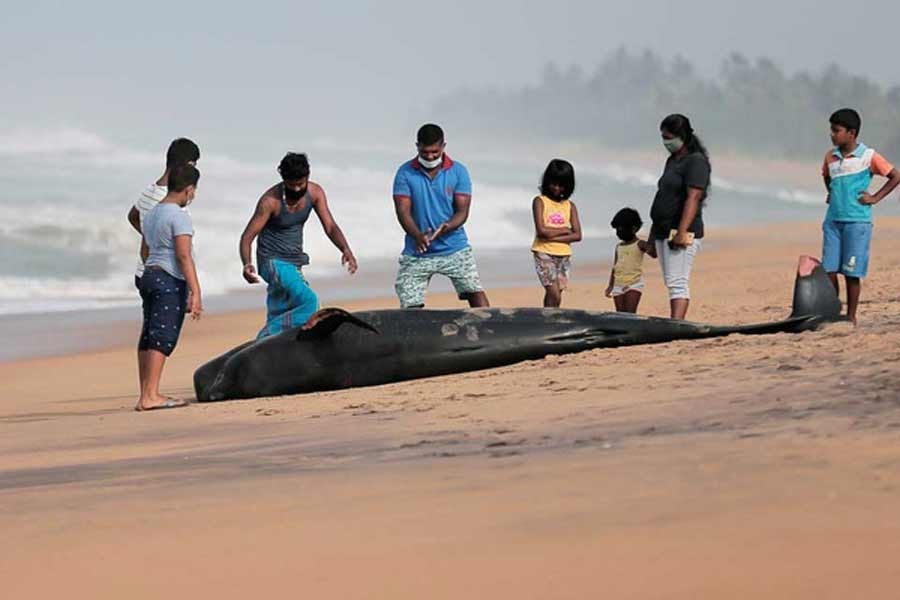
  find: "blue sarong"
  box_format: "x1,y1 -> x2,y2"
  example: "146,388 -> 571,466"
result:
257,258 -> 319,339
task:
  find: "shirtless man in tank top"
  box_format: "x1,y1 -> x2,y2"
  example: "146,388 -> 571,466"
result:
239,152 -> 357,338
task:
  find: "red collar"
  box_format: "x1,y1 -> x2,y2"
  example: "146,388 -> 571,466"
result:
410,154 -> 454,171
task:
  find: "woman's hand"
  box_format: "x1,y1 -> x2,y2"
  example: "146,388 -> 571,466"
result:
604,284 -> 613,298
670,230 -> 692,248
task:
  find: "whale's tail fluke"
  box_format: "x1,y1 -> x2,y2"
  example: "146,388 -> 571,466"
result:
705,256 -> 842,337
790,256 -> 842,324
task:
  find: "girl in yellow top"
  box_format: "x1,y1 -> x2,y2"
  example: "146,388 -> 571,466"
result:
605,208 -> 653,313
531,159 -> 582,307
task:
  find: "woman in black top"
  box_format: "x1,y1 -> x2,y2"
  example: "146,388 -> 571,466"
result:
648,114 -> 711,320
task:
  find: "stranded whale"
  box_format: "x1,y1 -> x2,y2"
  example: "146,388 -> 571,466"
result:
194,257 -> 841,402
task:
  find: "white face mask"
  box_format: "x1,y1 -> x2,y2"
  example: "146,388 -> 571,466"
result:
418,154 -> 443,169
663,137 -> 684,154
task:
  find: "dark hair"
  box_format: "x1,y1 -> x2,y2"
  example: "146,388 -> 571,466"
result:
278,152 -> 310,180
830,108 -> 862,136
610,207 -> 643,230
539,158 -> 576,199
660,114 -> 709,159
166,138 -> 200,168
417,123 -> 445,146
168,164 -> 200,193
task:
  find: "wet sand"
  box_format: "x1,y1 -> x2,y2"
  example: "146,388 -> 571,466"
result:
3,219 -> 900,598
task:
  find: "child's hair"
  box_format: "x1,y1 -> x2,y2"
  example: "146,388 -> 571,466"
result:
830,108 -> 862,136
166,138 -> 200,168
169,164 -> 200,192
610,207 -> 643,230
660,114 -> 709,159
278,152 -> 311,180
540,159 -> 576,199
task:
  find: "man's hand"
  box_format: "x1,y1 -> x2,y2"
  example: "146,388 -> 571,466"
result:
414,232 -> 430,254
645,241 -> 658,259
670,230 -> 692,249
341,250 -> 358,274
427,222 -> 449,242
187,292 -> 203,321
243,264 -> 261,284
858,191 -> 878,205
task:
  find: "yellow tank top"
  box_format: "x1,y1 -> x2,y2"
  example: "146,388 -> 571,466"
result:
531,196 -> 573,256
613,241 -> 644,287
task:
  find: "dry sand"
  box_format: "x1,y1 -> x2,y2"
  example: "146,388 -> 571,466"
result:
3,219 -> 900,599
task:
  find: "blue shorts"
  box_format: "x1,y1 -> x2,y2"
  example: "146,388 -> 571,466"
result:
822,221 -> 872,278
138,267 -> 188,356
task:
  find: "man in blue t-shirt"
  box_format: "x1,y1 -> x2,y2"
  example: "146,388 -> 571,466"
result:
392,123 -> 490,308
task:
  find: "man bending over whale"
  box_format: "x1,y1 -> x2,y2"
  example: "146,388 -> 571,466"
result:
239,152 -> 357,338
392,123 -> 490,308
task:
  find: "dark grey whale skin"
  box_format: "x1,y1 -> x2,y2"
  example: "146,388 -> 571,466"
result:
194,264 -> 840,402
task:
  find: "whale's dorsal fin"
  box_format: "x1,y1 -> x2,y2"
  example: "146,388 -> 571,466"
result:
296,308 -> 380,341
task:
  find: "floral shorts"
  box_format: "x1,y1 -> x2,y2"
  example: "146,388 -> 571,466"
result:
395,247 -> 484,308
533,252 -> 571,289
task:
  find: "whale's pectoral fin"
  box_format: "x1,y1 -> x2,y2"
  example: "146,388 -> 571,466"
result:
296,307 -> 380,341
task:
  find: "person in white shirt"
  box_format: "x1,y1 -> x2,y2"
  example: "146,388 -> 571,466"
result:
126,138 -> 200,285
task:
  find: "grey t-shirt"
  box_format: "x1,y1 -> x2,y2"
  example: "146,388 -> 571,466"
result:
649,151 -> 711,240
143,203 -> 194,280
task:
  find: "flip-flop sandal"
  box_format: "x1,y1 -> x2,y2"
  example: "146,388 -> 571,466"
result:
135,398 -> 189,412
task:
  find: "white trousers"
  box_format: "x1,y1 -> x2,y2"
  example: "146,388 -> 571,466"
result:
656,239 -> 701,300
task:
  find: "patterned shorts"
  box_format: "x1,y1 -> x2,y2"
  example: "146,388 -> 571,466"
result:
138,267 -> 188,357
533,252 -> 571,289
395,247 -> 484,308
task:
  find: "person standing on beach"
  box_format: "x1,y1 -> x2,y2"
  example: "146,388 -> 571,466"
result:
127,138 -> 200,287
605,208 -> 652,313
239,152 -> 357,338
821,108 -> 900,324
392,123 -> 489,308
531,159 -> 582,307
135,164 -> 203,411
647,114 -> 711,320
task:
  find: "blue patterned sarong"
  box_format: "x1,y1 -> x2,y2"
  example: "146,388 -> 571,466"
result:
257,259 -> 319,339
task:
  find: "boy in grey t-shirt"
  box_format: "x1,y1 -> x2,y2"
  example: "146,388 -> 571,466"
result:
127,137 -> 200,282
135,164 -> 203,412
143,204 -> 195,280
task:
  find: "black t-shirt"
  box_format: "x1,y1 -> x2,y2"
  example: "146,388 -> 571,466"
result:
649,151 -> 711,239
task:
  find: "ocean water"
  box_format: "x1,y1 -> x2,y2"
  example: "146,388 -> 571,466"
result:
0,128 -> 885,317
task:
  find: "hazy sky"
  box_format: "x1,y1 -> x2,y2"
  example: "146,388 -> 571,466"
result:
3,0 -> 899,155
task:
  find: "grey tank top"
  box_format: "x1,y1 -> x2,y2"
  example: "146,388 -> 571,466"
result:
256,186 -> 313,267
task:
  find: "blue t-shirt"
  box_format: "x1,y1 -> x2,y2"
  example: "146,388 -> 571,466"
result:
143,203 -> 194,280
823,142 -> 895,223
392,155 -> 472,256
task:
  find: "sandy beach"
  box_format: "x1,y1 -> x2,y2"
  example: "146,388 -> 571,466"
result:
3,219 -> 900,599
